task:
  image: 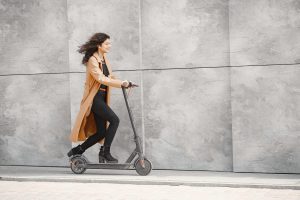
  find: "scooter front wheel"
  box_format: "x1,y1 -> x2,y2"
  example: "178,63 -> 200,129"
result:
70,156 -> 87,174
134,158 -> 152,176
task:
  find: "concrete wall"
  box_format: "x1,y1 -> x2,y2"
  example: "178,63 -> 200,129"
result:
141,0 -> 232,171
0,0 -> 299,173
0,0 -> 70,165
229,0 -> 300,173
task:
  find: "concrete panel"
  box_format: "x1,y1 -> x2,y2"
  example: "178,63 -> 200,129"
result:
229,0 -> 300,66
67,0 -> 140,72
69,73 -> 85,128
0,0 -> 69,74
143,68 -> 232,170
141,0 -> 229,69
231,65 -> 300,173
69,71 -> 143,164
0,74 -> 71,166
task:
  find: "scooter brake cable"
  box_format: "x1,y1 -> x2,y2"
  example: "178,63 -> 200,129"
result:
126,87 -> 132,99
125,82 -> 138,100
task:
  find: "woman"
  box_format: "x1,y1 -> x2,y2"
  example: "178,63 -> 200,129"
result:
67,32 -> 132,163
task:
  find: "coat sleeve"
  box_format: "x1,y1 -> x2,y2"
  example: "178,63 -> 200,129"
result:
87,56 -> 123,88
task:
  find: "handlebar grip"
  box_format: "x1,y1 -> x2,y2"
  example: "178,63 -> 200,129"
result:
129,81 -> 139,87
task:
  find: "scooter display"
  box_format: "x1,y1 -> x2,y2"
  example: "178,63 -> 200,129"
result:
69,83 -> 152,176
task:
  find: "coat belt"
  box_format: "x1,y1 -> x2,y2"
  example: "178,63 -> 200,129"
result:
99,88 -> 107,92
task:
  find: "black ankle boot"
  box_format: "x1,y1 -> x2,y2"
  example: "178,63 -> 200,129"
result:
103,146 -> 118,163
98,146 -> 105,163
67,144 -> 85,157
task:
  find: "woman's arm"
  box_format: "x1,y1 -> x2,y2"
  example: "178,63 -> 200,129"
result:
87,56 -> 123,88
111,73 -> 117,79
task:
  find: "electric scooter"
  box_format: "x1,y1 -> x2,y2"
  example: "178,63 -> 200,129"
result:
69,82 -> 152,176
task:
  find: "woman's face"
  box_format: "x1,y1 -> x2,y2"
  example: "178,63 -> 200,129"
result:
98,38 -> 111,53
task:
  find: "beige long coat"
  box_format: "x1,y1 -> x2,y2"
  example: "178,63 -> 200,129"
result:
69,51 -> 123,144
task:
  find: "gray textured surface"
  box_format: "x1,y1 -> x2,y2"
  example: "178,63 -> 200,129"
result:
142,0 -> 230,69
0,74 -> 71,166
0,0 -> 69,74
229,0 -> 300,173
143,68 -> 232,170
231,65 -> 300,173
67,0 -> 140,72
229,0 -> 300,66
0,0 -> 70,166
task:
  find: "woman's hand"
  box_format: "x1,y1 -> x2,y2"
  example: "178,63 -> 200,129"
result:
122,80 -> 139,88
122,80 -> 130,88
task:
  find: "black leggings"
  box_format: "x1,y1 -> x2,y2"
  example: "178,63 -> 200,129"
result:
81,90 -> 120,151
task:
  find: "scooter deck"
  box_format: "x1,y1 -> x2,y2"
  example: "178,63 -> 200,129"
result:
86,163 -> 133,170
70,155 -> 134,170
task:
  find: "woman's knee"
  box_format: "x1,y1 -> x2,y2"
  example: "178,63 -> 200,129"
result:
110,115 -> 120,126
114,115 -> 120,125
95,133 -> 105,141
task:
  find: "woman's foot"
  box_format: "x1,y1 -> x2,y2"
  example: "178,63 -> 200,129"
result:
67,144 -> 85,157
101,145 -> 118,163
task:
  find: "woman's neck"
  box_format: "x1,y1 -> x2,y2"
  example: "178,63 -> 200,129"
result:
97,51 -> 104,61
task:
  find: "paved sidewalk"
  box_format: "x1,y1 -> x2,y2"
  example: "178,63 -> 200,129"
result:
0,165 -> 299,190
1,181 -> 300,200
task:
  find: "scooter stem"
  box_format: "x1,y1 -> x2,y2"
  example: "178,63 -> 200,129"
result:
121,86 -> 143,154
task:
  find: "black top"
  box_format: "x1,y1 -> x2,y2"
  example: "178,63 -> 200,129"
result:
99,59 -> 109,90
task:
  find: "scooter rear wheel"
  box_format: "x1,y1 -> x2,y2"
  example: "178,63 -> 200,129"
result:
134,158 -> 152,176
70,156 -> 87,174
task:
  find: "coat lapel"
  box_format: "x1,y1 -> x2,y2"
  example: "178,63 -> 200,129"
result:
92,52 -> 113,76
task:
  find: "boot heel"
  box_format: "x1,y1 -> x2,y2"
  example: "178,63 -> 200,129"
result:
99,155 -> 106,163
103,145 -> 118,163
99,146 -> 105,163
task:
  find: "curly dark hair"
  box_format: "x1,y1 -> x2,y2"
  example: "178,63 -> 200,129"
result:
78,32 -> 110,65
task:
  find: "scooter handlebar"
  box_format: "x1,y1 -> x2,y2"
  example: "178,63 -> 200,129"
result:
129,81 -> 139,87
122,81 -> 139,88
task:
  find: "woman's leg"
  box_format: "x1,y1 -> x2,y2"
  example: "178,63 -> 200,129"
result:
81,91 -> 120,151
80,110 -> 106,150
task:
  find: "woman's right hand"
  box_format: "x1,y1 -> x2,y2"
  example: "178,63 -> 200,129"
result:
122,80 -> 130,88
